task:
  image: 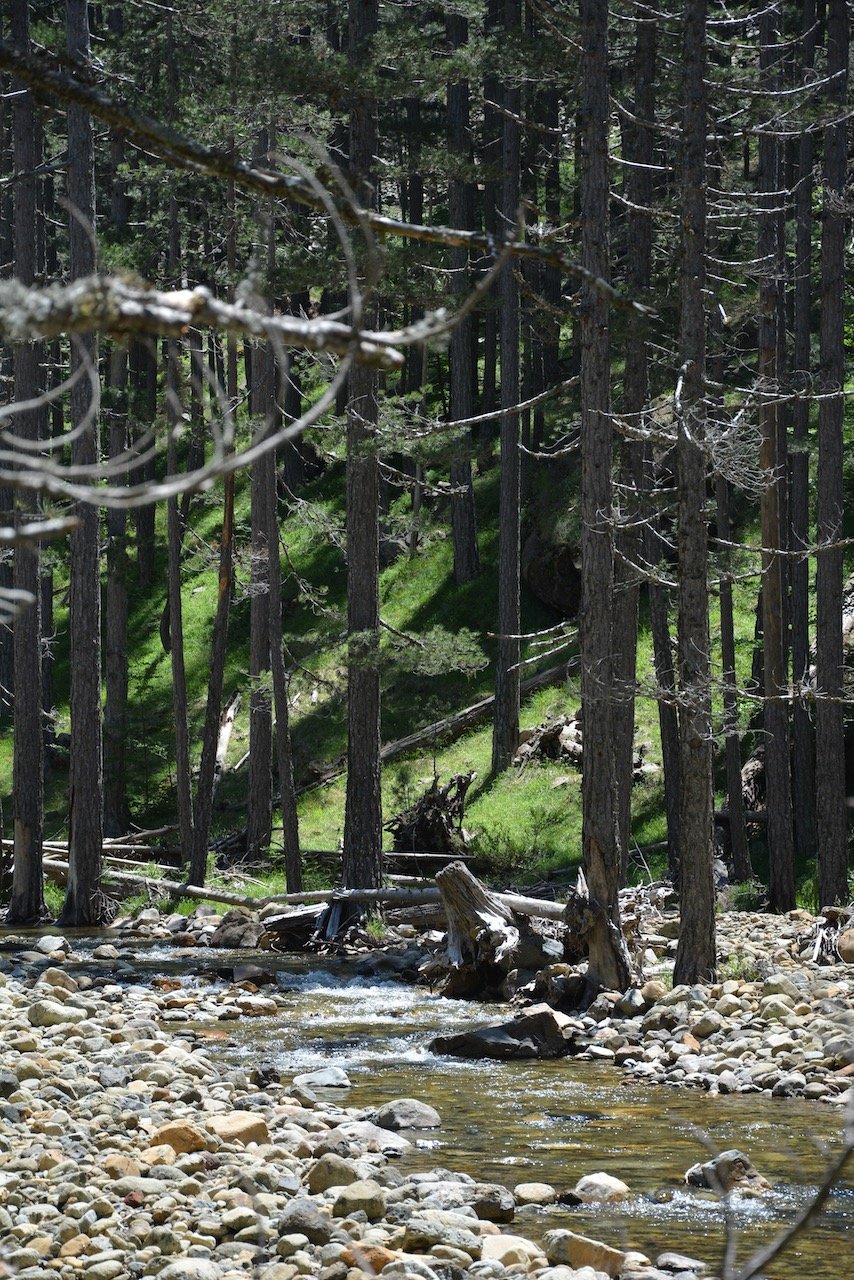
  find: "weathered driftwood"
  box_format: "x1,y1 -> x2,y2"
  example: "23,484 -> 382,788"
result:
433,861 -> 572,997
436,861 -> 520,966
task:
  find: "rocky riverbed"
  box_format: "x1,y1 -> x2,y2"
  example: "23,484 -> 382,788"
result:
0,904 -> 852,1280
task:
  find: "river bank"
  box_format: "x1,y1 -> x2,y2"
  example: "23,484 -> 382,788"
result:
0,907 -> 851,1280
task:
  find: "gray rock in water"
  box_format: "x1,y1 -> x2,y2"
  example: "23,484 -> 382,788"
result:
34,934 -> 70,955
471,1183 -> 516,1223
294,1066 -> 351,1090
684,1150 -> 770,1193
430,1004 -> 575,1061
657,1251 -> 709,1273
374,1098 -> 441,1131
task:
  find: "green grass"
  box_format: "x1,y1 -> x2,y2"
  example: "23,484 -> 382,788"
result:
3,399 -> 846,900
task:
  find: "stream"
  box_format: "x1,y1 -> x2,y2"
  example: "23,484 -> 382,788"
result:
21,937 -> 854,1278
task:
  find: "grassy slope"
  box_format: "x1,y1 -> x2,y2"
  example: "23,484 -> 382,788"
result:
0,427 -> 834,898
5,449 -> 851,912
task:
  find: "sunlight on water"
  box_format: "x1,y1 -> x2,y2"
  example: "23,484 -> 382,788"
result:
56,939 -> 850,1280
227,963 -> 852,1279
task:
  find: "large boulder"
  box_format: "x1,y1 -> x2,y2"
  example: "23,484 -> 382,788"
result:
542,1229 -> 626,1278
684,1150 -> 770,1194
27,999 -> 85,1027
331,1178 -> 387,1221
567,1172 -> 632,1204
205,1111 -> 269,1146
149,1121 -> 209,1154
431,1004 -> 576,1061
209,909 -> 265,948
838,929 -> 854,964
374,1098 -> 441,1131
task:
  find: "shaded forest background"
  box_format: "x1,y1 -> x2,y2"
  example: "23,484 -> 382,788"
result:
0,1 -> 852,977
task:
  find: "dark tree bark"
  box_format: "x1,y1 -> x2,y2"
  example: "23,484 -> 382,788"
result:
131,338 -> 157,591
815,0 -> 849,907
8,0 -> 46,924
103,341 -> 130,837
491,0 -> 522,775
646,526 -> 681,882
447,11 -> 480,587
577,0 -> 630,992
165,339 -> 195,863
60,0 -> 104,926
716,476 -> 752,883
758,7 -> 795,911
789,0 -> 817,868
189,468 -> 235,886
342,0 -> 382,892
163,21 -> 194,865
266,468 -> 302,892
247,344 -> 274,862
673,0 -> 716,985
613,11 -> 656,869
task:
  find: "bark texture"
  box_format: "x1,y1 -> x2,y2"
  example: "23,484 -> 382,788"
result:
673,0 -> 716,984
815,0 -> 849,907
342,0 -> 382,892
8,0 -> 46,924
578,0 -> 630,992
61,0 -> 104,926
491,0 -> 522,775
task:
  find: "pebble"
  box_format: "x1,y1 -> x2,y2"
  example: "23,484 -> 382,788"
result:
0,905 -> 850,1280
573,910 -> 854,1104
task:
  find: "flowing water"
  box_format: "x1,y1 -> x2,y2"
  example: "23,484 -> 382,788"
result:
226,962 -> 852,1280
24,937 -> 854,1278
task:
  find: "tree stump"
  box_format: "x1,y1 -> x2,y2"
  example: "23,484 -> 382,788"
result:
435,861 -> 524,996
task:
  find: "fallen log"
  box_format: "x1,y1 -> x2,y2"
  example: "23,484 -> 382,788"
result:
380,663 -> 568,766
40,855 -> 573,929
296,662 -> 569,795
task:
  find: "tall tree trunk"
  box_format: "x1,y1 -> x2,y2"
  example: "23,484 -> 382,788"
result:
673,0 -> 716,985
266,458 -> 302,891
491,0 -> 522,775
189,469 -> 235,886
342,0 -> 382,893
163,19 -> 194,864
102,342 -> 130,837
447,11 -> 480,586
8,0 -> 46,924
716,476 -> 752,883
132,339 -> 157,591
578,0 -> 630,992
789,0 -> 817,868
247,344 -> 274,862
815,0 -> 849,907
61,0 -> 104,926
613,12 -> 656,869
102,53 -> 131,833
758,6 -> 795,911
